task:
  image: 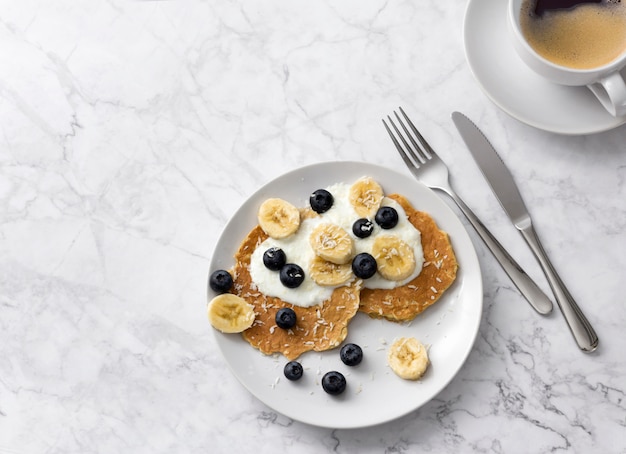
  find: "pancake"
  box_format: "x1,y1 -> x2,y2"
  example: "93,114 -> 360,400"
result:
358,194 -> 458,321
228,189 -> 457,360
233,225 -> 361,360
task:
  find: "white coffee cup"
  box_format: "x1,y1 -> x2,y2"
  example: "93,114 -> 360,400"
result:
508,0 -> 626,117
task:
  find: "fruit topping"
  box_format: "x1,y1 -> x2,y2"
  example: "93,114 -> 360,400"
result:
279,263 -> 305,288
209,269 -> 234,293
352,218 -> 374,238
321,371 -> 347,395
349,177 -> 384,217
309,189 -> 334,214
263,247 -> 287,271
309,223 -> 354,265
340,343 -> 363,366
387,337 -> 429,380
283,361 -> 304,381
375,206 -> 399,229
207,294 -> 255,333
351,253 -> 378,279
372,235 -> 416,281
275,307 -> 297,329
309,256 -> 354,287
257,198 -> 301,239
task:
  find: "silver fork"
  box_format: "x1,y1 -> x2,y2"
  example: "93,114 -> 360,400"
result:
383,107 -> 553,315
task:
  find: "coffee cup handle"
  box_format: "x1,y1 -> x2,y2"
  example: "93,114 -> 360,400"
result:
588,70 -> 626,117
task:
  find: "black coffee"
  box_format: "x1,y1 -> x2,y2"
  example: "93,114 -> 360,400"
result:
534,0 -> 602,16
520,0 -> 626,69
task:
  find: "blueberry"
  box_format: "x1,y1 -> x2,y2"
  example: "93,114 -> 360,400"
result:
275,307 -> 297,329
263,247 -> 286,271
209,269 -> 233,293
352,218 -> 374,239
351,253 -> 377,279
279,263 -> 305,288
322,371 -> 346,395
340,343 -> 363,366
310,189 -> 334,214
375,206 -> 399,229
284,361 -> 304,381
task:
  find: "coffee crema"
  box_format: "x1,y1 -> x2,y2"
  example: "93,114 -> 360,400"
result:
520,0 -> 626,69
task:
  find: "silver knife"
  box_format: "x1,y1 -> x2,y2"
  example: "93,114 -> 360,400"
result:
452,111 -> 599,353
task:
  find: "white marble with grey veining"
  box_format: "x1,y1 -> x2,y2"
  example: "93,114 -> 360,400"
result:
0,0 -> 625,453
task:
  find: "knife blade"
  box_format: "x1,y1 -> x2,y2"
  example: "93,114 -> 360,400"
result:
451,111 -> 598,353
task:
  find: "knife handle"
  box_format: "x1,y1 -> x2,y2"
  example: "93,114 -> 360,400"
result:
518,224 -> 599,352
447,192 -> 553,315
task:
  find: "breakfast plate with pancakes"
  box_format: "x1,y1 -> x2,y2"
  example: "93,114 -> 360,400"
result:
207,161 -> 482,429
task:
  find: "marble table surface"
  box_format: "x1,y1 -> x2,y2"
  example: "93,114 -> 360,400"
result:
1,0 -> 625,453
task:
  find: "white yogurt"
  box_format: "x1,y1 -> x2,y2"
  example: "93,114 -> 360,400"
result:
249,182 -> 424,307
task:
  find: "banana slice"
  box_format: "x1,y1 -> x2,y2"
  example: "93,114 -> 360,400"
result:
257,198 -> 301,239
309,223 -> 354,265
309,256 -> 354,287
372,235 -> 416,281
349,177 -> 384,217
387,337 -> 429,380
207,294 -> 256,333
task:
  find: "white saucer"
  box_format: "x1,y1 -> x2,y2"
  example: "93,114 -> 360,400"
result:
463,0 -> 626,135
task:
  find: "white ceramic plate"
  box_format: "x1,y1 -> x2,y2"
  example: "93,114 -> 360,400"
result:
463,0 -> 626,135
208,161 -> 482,429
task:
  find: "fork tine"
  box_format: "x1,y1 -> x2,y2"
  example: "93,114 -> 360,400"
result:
388,113 -> 427,165
383,118 -> 421,172
382,118 -> 407,158
398,106 -> 436,158
386,115 -> 420,163
383,116 -> 420,170
393,111 -> 426,162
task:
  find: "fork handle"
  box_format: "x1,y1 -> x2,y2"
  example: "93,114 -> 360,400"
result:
445,191 -> 554,315
518,223 -> 599,352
